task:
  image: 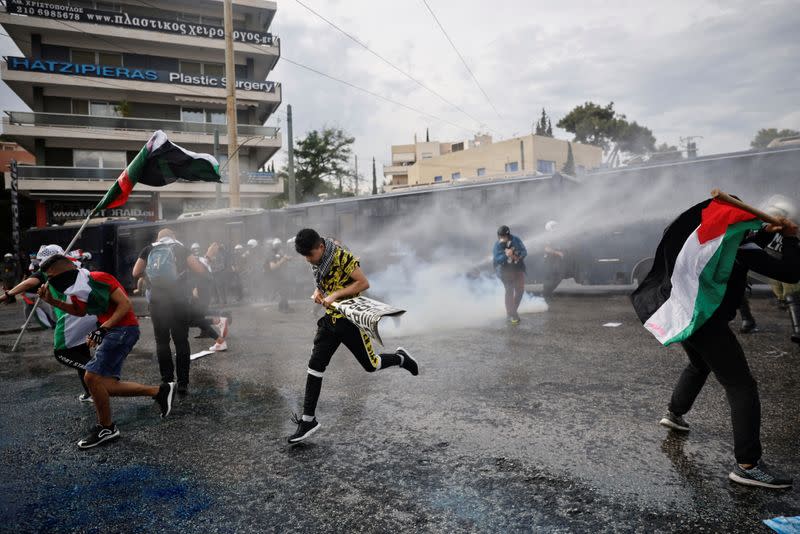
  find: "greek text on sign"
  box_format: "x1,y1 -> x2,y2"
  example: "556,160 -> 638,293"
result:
5,0 -> 274,46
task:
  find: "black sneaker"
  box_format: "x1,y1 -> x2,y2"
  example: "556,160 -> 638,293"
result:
177,382 -> 189,396
740,320 -> 757,334
154,382 -> 176,418
288,413 -> 321,443
729,463 -> 793,489
396,347 -> 419,376
659,411 -> 690,432
77,423 -> 120,449
77,393 -> 94,403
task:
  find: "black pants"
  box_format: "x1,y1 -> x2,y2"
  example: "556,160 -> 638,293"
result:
151,298 -> 191,385
303,315 -> 401,417
54,344 -> 92,396
668,318 -> 761,464
500,269 -> 525,319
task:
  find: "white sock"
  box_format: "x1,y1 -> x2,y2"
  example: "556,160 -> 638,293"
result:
302,414 -> 314,422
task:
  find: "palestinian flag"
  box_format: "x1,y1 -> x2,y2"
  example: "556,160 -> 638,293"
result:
631,198 -> 762,345
61,269 -> 113,317
93,130 -> 220,213
46,279 -> 97,351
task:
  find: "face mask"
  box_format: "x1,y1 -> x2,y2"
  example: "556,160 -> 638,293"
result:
48,269 -> 79,293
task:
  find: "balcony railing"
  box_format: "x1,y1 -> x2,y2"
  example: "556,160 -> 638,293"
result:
16,165 -> 278,185
5,112 -> 280,138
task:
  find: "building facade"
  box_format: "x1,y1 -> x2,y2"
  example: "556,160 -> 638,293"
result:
384,133 -> 602,190
0,0 -> 282,226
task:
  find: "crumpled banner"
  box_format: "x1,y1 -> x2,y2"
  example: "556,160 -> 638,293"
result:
764,516 -> 800,534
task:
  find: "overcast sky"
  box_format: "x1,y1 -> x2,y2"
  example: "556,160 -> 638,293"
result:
2,0 -> 798,183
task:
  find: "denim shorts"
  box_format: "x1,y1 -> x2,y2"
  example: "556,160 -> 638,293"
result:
85,326 -> 140,379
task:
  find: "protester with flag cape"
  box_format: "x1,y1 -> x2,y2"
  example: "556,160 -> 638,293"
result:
1,244 -> 97,402
37,254 -> 176,449
631,192 -> 800,489
287,228 -> 419,444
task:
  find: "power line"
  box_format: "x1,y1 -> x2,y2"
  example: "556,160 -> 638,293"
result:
293,0 -> 496,134
278,55 -> 476,134
420,0 -> 502,120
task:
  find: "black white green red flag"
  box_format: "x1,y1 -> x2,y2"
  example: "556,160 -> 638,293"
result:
93,130 -> 220,213
631,198 -> 762,345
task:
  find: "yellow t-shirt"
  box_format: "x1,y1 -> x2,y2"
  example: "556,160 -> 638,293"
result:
319,247 -> 360,317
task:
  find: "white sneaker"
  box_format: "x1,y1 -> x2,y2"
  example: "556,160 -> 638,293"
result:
209,341 -> 228,351
77,393 -> 94,403
217,316 -> 229,338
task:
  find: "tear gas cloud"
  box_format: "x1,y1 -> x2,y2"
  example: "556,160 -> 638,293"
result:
330,165 -> 795,337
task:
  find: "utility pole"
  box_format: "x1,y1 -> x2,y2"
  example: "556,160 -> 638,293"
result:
287,104 -> 296,204
213,129 -> 221,208
354,154 -> 358,196
372,157 -> 377,195
223,0 -> 240,207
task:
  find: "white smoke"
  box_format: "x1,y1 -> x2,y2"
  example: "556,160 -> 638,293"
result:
367,253 -> 548,338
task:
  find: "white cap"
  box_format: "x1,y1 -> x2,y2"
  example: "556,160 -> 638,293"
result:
234,244 -> 244,250
3,253 -> 13,259
36,244 -> 65,262
191,242 -> 201,249
247,239 -> 258,247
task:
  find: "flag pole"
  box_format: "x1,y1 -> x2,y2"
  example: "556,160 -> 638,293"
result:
711,189 -> 781,226
10,210 -> 95,352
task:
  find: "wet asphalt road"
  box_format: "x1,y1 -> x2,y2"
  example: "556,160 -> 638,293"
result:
1,293 -> 799,533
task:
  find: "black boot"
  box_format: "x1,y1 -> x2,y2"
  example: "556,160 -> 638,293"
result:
739,297 -> 757,334
786,294 -> 800,344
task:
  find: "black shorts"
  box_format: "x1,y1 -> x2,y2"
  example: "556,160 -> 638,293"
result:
53,344 -> 91,371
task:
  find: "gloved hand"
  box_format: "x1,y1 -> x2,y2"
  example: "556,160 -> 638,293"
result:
87,326 -> 109,347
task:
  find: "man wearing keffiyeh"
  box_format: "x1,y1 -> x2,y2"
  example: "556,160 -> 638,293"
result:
287,228 -> 420,443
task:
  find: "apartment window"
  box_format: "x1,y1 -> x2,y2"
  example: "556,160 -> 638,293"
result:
477,167 -> 486,177
206,110 -> 226,124
180,61 -> 225,77
204,63 -> 224,78
89,101 -> 122,117
180,61 -> 203,76
451,142 -> 464,152
451,172 -> 461,180
74,149 -> 127,168
98,52 -> 122,66
71,49 -> 122,66
72,99 -> 89,115
70,49 -> 95,64
181,108 -> 206,123
421,152 -> 433,159
434,175 -> 443,182
504,162 -> 519,172
537,159 -> 555,174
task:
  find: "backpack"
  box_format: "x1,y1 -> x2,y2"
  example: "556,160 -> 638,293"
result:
145,243 -> 182,287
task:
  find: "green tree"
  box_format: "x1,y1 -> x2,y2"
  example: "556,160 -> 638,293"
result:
561,142 -> 575,174
750,128 -> 799,149
556,101 -> 619,150
534,108 -> 554,137
615,121 -> 656,154
649,142 -> 682,163
558,101 -> 661,161
278,127 -> 356,202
